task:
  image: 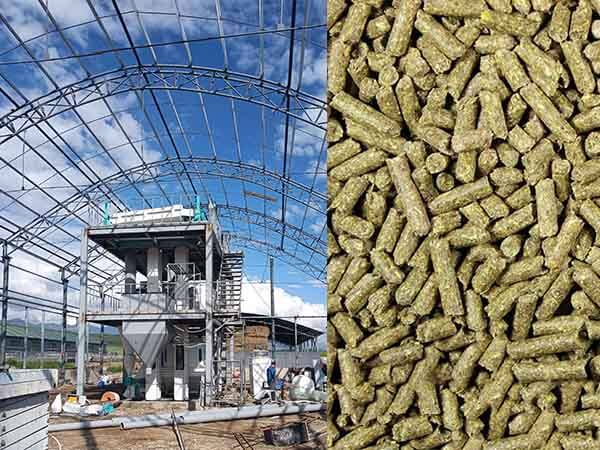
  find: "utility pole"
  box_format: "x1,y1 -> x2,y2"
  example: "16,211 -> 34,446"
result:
270,257 -> 275,359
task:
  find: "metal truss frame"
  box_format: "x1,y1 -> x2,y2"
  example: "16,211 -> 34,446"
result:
0,65 -> 326,143
0,0 -> 327,287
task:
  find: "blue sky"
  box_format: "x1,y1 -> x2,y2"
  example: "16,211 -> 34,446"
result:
0,0 -> 326,331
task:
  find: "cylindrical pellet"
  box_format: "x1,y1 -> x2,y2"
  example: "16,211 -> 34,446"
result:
498,256 -> 545,284
338,349 -> 365,388
386,0 -> 421,57
393,416 -> 433,442
332,313 -> 364,348
345,273 -> 384,315
429,177 -> 494,214
336,257 -> 370,297
520,83 -> 577,144
450,338 -> 490,393
414,11 -> 466,60
331,423 -> 387,450
430,238 -> 464,316
512,359 -> 588,382
506,333 -> 588,359
331,92 -> 401,137
479,90 -> 508,139
345,119 -> 406,155
451,129 -> 494,152
562,40 -> 595,94
535,178 -> 559,238
547,214 -> 585,269
387,155 -> 431,236
417,316 -> 458,342
351,324 -> 411,360
491,204 -> 536,239
339,215 -> 376,240
329,149 -> 388,181
536,268 -> 574,320
472,256 -> 507,293
511,293 -> 538,340
339,2 -> 372,44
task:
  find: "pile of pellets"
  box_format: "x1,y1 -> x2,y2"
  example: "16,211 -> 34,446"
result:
327,0 -> 600,449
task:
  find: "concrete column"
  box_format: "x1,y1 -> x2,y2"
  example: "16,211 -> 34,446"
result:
0,240 -> 10,368
174,246 -> 190,309
124,252 -> 137,294
76,228 -> 89,397
147,247 -> 161,292
205,229 -> 214,405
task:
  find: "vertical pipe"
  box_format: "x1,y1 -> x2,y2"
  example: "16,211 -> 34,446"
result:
0,240 -> 10,368
205,228 -> 214,405
76,228 -> 89,398
270,256 -> 275,359
60,270 -> 68,385
100,287 -> 105,375
41,311 -> 45,369
23,306 -> 28,369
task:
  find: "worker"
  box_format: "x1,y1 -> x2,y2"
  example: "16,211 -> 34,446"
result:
267,360 -> 277,388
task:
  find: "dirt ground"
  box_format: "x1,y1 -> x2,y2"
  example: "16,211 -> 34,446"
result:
49,404 -> 326,450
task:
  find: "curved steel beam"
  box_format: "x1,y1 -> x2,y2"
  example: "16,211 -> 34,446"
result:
7,157 -> 326,251
229,236 -> 325,283
64,219 -> 325,283
68,203 -> 325,274
0,65 -> 326,145
219,205 -> 326,257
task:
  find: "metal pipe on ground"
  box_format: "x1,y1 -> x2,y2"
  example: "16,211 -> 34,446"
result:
48,402 -> 324,432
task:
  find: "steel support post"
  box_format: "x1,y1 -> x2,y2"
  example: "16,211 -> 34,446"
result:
41,311 -> 45,369
60,270 -> 68,385
100,287 -> 105,375
0,241 -> 10,369
294,316 -> 298,369
76,228 -> 89,397
22,307 -> 28,369
205,228 -> 214,405
270,257 -> 275,359
241,319 -> 245,403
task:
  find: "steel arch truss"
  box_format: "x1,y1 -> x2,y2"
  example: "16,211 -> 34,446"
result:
60,204 -> 326,283
230,236 -> 325,282
0,65 -> 326,143
6,157 -> 326,256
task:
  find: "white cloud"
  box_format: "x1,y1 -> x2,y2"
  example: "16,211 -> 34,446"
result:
241,278 -> 325,332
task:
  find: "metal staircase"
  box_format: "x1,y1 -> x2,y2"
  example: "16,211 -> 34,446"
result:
216,252 -> 243,313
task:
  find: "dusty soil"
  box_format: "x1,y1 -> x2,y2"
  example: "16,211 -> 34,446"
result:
49,408 -> 325,450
